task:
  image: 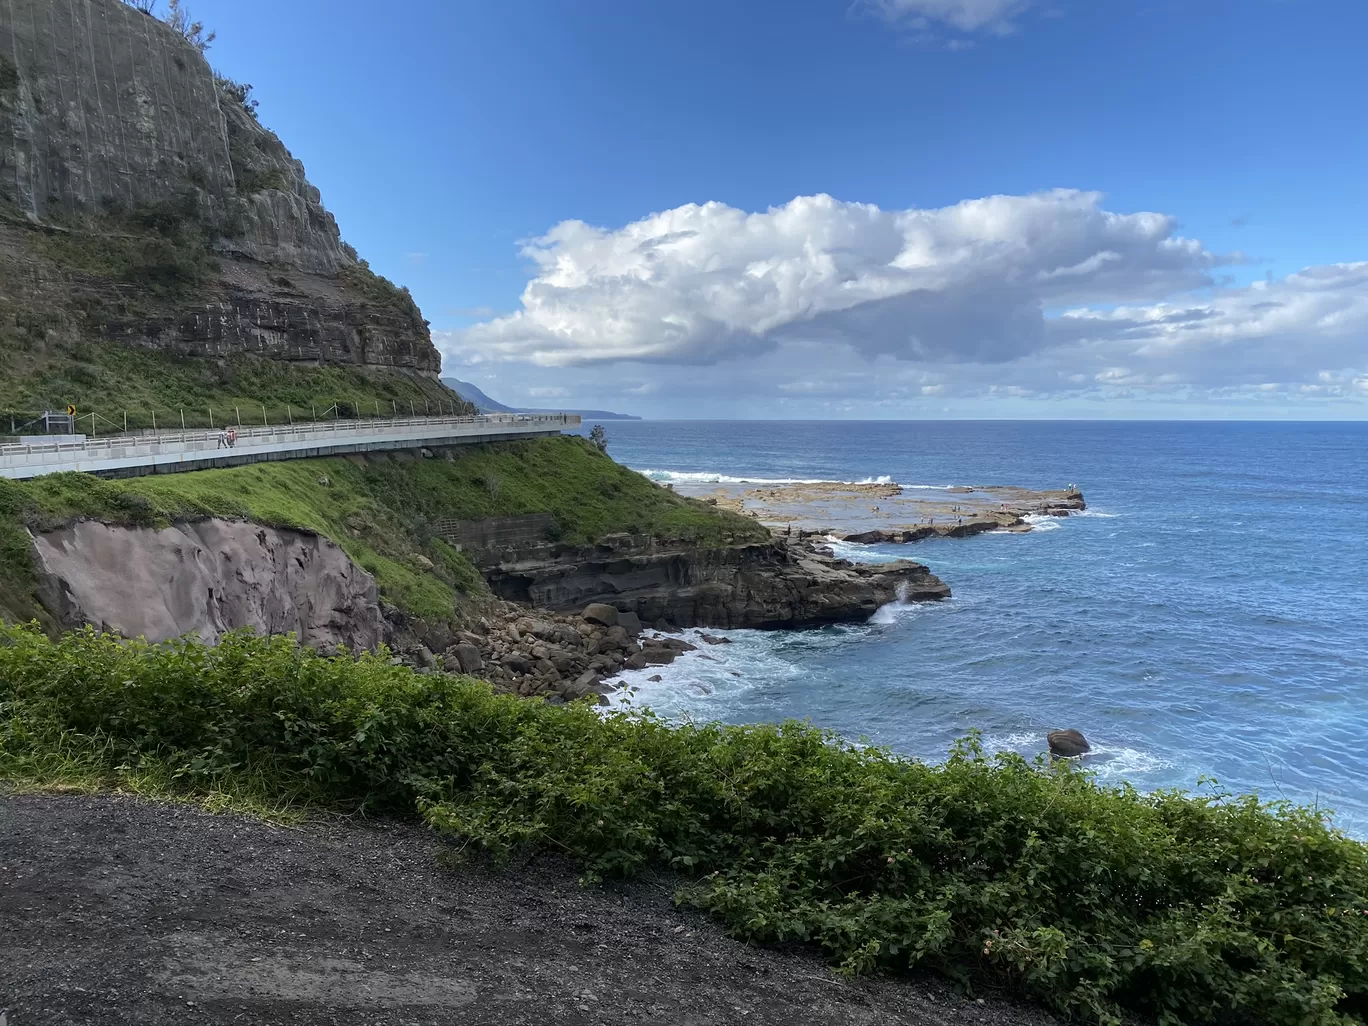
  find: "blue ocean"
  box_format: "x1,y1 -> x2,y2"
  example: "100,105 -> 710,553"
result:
583,420 -> 1368,833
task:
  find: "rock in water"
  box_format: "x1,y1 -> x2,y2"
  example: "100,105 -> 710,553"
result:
1047,729 -> 1091,758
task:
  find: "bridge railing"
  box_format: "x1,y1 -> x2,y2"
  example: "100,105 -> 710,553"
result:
0,412 -> 580,471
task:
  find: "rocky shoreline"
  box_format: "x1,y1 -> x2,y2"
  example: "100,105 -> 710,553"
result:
390,487 -> 1087,703
391,534 -> 950,703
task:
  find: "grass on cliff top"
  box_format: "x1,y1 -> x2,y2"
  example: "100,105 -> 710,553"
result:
0,342 -> 466,429
2,623 -> 1365,1026
1,437 -> 765,624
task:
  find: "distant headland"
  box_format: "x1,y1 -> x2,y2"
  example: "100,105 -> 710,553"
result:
442,378 -> 642,421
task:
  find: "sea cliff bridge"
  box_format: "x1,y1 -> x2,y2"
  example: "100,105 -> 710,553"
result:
0,412 -> 582,481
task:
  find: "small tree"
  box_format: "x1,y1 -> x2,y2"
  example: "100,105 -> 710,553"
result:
124,0 -> 158,13
589,424 -> 607,453
217,76 -> 258,119
165,0 -> 215,52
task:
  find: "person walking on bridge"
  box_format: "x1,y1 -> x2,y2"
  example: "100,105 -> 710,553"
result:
217,428 -> 229,450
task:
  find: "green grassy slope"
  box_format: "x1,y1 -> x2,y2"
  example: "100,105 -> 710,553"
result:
0,436 -> 766,624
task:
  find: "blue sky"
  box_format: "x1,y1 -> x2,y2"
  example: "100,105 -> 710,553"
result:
192,0 -> 1368,418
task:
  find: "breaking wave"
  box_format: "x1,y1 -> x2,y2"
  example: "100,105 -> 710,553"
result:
637,467 -> 954,489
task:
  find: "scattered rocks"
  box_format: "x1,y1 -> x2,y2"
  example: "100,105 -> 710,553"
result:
1047,729 -> 1091,758
699,633 -> 732,645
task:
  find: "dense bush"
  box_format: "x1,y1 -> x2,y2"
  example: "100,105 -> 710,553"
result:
2,623 -> 1364,1025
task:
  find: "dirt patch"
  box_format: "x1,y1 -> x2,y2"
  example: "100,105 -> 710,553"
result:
0,793 -> 1063,1025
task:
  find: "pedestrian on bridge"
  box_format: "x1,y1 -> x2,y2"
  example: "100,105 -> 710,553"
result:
217,428 -> 229,450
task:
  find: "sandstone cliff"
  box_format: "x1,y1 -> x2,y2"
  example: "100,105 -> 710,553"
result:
31,518 -> 388,651
0,0 -> 441,398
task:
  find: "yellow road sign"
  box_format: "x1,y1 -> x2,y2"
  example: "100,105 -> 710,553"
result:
66,404 -> 78,416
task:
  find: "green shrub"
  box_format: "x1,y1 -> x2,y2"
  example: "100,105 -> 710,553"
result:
1,623 -> 1363,1026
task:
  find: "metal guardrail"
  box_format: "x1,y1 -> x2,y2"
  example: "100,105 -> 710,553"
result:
0,412 -> 581,480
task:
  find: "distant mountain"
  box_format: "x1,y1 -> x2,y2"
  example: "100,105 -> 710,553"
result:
443,378 -> 517,414
442,378 -> 642,421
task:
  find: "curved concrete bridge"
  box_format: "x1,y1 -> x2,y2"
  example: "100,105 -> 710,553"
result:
0,413 -> 581,480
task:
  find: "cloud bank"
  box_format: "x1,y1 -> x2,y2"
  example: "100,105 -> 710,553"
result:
441,190 -> 1368,413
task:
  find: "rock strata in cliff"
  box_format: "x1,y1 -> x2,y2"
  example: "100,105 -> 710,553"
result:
476,534 -> 950,629
0,0 -> 440,376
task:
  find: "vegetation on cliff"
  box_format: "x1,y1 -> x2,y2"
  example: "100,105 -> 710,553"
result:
0,342 -> 466,427
2,623 -> 1364,1026
0,437 -> 766,624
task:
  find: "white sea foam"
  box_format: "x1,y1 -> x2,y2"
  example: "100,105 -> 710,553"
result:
637,468 -> 834,485
981,731 -> 1170,777
1023,514 -> 1063,532
822,538 -> 907,564
603,628 -> 791,719
1073,509 -> 1119,518
637,467 -> 953,490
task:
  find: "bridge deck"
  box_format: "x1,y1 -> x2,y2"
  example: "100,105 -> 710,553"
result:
0,413 -> 581,480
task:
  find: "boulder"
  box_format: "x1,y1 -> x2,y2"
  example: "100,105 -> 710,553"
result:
452,643 -> 483,674
624,652 -> 650,670
1047,729 -> 1091,758
601,625 -> 632,653
414,645 -> 437,669
647,674 -> 663,682
582,602 -> 619,627
617,610 -> 643,636
699,634 -> 732,646
653,619 -> 681,634
414,555 -> 434,571
502,652 -> 531,674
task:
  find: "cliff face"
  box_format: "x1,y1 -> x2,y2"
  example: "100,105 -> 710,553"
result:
477,534 -> 950,629
31,518 -> 389,651
0,0 -> 440,376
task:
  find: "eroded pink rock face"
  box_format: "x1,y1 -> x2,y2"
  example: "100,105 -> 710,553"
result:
31,519 -> 387,651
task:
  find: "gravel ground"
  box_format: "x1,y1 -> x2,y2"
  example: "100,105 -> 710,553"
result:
0,793 -> 1063,1026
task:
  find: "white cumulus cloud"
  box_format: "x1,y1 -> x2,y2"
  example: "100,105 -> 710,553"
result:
458,189 -> 1219,369
436,193 -> 1368,414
